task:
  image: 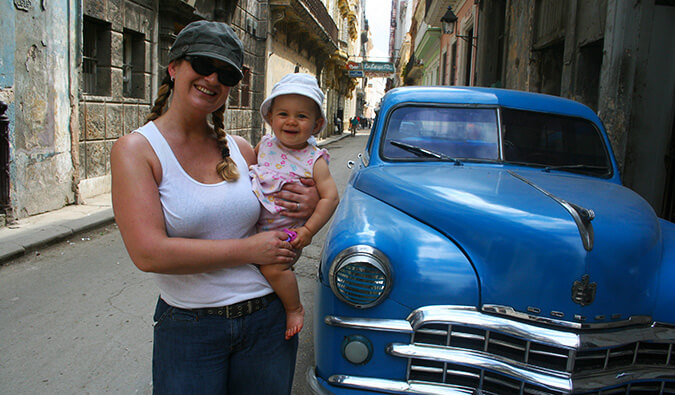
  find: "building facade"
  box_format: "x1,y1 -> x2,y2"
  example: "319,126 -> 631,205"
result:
265,0 -> 361,138
0,0 -> 359,223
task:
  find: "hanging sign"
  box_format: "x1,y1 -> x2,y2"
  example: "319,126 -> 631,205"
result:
362,62 -> 395,73
347,61 -> 361,70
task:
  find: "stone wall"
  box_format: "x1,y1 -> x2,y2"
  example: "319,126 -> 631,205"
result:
79,0 -> 156,199
225,0 -> 267,145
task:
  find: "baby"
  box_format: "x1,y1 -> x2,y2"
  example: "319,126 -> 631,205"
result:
250,73 -> 339,339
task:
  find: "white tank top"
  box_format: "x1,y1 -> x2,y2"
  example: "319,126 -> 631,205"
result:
134,121 -> 271,309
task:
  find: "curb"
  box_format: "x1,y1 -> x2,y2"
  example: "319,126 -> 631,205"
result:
316,131 -> 352,147
0,209 -> 116,264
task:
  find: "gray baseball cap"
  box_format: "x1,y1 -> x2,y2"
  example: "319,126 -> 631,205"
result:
168,20 -> 244,83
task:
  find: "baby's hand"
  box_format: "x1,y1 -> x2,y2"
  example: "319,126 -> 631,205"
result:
290,226 -> 312,249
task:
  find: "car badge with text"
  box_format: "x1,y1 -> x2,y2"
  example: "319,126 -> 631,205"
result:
571,274 -> 597,306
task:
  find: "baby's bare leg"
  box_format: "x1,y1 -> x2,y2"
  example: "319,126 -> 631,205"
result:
260,263 -> 304,340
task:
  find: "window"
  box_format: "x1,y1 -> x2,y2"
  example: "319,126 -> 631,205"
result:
382,106 -> 499,161
501,109 -> 612,177
82,16 -> 111,96
123,29 -> 145,98
464,27 -> 474,85
450,43 -> 457,85
228,66 -> 251,108
441,51 -> 447,85
537,42 -> 564,96
574,40 -> 603,112
240,67 -> 251,108
228,85 -> 240,107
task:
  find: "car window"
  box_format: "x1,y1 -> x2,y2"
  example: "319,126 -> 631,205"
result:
501,109 -> 612,177
382,106 -> 499,161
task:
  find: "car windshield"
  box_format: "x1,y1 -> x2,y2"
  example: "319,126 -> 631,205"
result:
381,105 -> 612,177
501,109 -> 612,177
382,106 -> 500,161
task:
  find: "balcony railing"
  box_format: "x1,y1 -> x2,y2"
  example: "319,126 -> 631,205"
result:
301,0 -> 338,44
271,0 -> 338,47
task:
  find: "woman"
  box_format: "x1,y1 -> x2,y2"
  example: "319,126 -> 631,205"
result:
110,20 -> 318,394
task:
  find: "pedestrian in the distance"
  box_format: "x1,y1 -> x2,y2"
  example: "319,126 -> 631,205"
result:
350,116 -> 358,136
110,20 -> 319,394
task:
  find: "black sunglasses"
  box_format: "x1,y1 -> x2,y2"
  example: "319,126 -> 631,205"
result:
184,55 -> 241,87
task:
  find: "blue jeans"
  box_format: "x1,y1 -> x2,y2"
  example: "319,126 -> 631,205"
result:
152,295 -> 298,394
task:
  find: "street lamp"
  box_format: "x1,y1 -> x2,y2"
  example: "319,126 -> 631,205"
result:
440,7 -> 457,35
440,7 -> 477,47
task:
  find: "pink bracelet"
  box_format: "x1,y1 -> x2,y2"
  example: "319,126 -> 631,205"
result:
282,229 -> 297,242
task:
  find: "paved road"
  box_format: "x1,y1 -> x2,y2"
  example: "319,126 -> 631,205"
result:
0,131 -> 369,394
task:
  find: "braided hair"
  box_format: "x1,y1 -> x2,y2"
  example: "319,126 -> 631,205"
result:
212,104 -> 239,181
145,68 -> 239,182
146,71 -> 173,122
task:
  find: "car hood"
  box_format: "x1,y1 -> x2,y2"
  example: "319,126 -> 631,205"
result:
354,164 -> 663,323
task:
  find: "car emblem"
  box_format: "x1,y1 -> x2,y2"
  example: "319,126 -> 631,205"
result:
571,274 -> 597,306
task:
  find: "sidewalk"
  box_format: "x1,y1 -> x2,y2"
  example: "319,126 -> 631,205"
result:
0,131 -> 352,265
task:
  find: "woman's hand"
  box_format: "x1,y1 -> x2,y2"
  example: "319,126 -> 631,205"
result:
248,231 -> 297,265
274,178 -> 320,219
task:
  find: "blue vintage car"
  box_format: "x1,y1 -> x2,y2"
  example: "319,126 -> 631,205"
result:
308,87 -> 675,394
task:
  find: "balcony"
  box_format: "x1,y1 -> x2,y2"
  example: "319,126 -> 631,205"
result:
270,0 -> 339,60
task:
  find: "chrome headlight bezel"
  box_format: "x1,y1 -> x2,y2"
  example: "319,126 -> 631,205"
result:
328,245 -> 392,309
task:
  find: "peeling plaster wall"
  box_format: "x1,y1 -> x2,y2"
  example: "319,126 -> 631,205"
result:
502,0 -> 536,91
1,1 -> 17,138
620,4 -> 675,212
11,1 -> 75,218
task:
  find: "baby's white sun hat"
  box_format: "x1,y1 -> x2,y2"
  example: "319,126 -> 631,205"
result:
260,73 -> 326,132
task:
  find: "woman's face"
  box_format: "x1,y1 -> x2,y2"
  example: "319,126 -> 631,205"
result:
169,58 -> 233,115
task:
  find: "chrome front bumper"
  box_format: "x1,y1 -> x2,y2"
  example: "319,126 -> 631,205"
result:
307,367 -> 475,395
317,305 -> 675,394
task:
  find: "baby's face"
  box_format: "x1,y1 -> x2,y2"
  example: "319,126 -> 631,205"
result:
269,94 -> 324,149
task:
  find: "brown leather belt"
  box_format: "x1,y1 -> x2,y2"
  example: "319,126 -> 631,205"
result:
191,293 -> 277,319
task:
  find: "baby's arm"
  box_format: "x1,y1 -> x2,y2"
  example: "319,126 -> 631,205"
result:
291,157 -> 339,248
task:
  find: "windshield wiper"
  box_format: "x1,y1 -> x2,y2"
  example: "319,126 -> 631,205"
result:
542,164 -> 609,173
390,140 -> 462,165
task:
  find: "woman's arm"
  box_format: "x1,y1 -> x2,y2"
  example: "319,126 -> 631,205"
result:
290,157 -> 339,248
111,134 -> 295,275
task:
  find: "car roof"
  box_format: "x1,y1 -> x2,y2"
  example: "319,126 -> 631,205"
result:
381,86 -> 600,121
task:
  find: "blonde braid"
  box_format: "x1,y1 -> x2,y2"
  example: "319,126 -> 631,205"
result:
213,105 -> 240,181
146,72 -> 173,122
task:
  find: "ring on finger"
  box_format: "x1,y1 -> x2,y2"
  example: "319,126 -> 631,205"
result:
296,202 -> 300,211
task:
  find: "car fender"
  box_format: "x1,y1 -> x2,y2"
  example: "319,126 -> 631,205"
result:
320,183 -> 480,311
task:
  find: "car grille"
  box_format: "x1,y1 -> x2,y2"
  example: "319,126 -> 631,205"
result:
408,322 -> 675,394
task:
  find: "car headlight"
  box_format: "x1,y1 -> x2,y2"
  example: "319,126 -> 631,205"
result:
328,245 -> 392,308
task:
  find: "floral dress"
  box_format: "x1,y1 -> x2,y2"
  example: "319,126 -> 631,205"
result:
250,134 -> 329,232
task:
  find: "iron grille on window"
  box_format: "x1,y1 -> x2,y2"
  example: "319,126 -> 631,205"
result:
82,19 -> 99,94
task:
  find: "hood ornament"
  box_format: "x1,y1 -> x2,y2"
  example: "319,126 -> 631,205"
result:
572,274 -> 597,306
508,171 -> 595,251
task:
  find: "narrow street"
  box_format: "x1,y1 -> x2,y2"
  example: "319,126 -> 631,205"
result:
0,131 -> 369,394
